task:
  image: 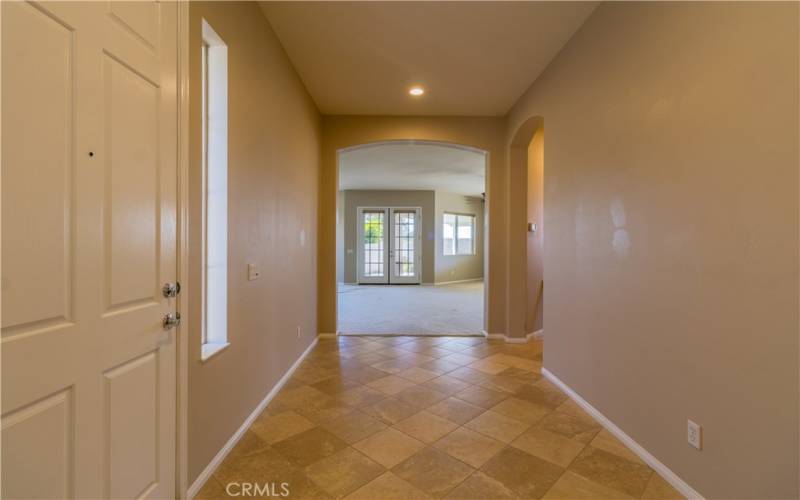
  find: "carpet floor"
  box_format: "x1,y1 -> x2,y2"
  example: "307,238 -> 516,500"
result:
337,281 -> 484,335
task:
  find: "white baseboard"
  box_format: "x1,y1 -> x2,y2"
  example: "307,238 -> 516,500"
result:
481,330 -> 540,344
541,368 -> 703,500
434,278 -> 483,286
187,338 -> 319,499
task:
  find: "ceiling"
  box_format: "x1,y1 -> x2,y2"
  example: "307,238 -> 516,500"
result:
258,2 -> 597,116
339,142 -> 486,197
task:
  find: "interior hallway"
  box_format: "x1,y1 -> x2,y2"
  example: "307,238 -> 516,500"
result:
337,282 -> 484,335
195,336 -> 680,499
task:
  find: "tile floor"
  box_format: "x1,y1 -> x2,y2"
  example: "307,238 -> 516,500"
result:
196,336 -> 683,499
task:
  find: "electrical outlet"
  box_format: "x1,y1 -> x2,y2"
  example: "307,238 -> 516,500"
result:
247,264 -> 260,281
296,326 -> 301,339
687,419 -> 702,450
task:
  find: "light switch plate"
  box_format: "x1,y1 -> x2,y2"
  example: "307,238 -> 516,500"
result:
247,263 -> 260,281
687,419 -> 702,450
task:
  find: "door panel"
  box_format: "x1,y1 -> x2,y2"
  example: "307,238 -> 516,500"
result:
0,388 -> 73,500
1,0 -> 75,333
105,352 -> 158,499
104,53 -> 160,310
1,2 -> 178,498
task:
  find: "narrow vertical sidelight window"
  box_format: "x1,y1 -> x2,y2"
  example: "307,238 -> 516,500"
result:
201,19 -> 229,360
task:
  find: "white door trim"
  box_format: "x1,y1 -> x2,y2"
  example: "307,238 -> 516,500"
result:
177,2 -> 190,498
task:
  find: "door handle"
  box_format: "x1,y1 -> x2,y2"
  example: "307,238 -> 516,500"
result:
162,312 -> 181,330
162,281 -> 181,298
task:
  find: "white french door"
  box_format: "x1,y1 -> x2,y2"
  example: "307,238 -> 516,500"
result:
357,207 -> 421,284
1,2 -> 178,498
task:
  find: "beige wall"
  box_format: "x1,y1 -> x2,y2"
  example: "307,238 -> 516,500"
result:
341,190 -> 436,284
188,2 -> 320,484
506,2 -> 798,497
434,191 -> 485,283
525,129 -> 544,334
319,116 -> 507,335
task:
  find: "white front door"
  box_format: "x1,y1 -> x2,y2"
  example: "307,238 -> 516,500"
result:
357,207 -> 421,284
1,2 -> 178,498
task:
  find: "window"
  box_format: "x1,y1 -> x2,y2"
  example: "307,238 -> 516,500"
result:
201,20 -> 229,361
443,213 -> 476,255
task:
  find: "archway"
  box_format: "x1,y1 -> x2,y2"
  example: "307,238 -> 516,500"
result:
507,116 -> 544,340
334,140 -> 490,335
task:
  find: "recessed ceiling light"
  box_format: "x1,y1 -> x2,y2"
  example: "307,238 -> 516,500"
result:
409,87 -> 425,96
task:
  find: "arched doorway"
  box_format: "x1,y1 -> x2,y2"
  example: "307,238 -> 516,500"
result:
334,140 -> 490,335
507,117 -> 544,340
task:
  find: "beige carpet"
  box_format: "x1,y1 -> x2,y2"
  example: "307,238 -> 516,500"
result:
337,281 -> 484,335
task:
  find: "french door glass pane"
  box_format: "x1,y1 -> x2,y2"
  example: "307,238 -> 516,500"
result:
363,211 -> 384,277
394,210 -> 416,277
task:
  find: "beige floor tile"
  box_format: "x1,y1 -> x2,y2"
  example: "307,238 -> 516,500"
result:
423,375 -> 472,396
444,471 -> 517,499
336,385 -> 386,408
433,427 -> 505,468
392,447 -> 475,498
490,397 -> 552,425
270,385 -> 332,412
397,366 -> 440,383
440,353 -> 481,366
194,476 -> 228,499
295,398 -> 353,425
227,430 -> 270,459
363,397 -> 420,424
589,429 -> 645,465
283,470 -> 336,499
468,358 -> 510,375
641,473 -> 683,499
448,367 -> 489,385
321,410 -> 387,444
344,471 -> 433,500
272,428 -> 349,467
311,377 -> 362,396
393,410 -> 459,443
480,446 -> 564,498
511,428 -> 586,468
538,411 -> 602,444
464,410 -> 529,443
371,358 -> 419,375
353,428 -> 425,468
396,385 -> 449,410
485,353 -> 538,372
367,375 -> 418,395
250,411 -> 317,445
568,446 -> 653,498
213,447 -> 296,486
542,470 -> 634,499
426,397 -> 486,425
478,373 -> 529,394
514,383 -> 568,410
305,447 -> 385,498
454,385 -> 508,409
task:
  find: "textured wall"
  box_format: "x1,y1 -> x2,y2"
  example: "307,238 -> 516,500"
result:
506,2 -> 799,497
188,2 -> 320,484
